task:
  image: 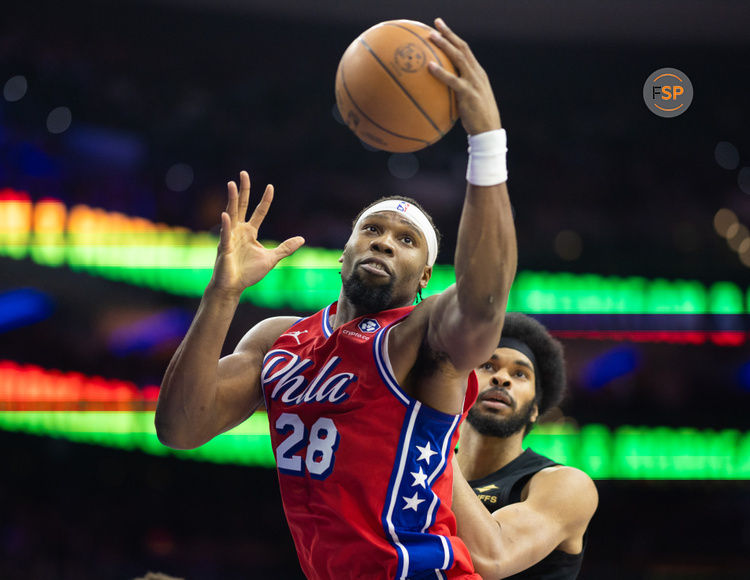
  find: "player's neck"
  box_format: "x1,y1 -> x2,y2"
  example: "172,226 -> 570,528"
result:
457,424 -> 525,481
331,293 -> 411,329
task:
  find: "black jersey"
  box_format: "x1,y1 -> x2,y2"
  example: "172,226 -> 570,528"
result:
466,448 -> 586,579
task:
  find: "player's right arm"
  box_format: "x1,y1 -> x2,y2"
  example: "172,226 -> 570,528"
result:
452,457 -> 598,579
155,171 -> 304,449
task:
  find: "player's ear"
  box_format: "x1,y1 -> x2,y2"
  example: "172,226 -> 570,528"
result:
339,242 -> 352,263
530,403 -> 539,424
419,264 -> 432,289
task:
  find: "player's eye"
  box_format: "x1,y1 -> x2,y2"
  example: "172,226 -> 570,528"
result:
402,235 -> 413,245
480,362 -> 494,371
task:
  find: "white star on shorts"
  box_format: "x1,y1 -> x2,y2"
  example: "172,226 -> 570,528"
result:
416,441 -> 438,465
402,491 -> 426,512
410,466 -> 428,488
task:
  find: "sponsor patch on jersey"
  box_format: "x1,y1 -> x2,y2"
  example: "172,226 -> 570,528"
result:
357,318 -> 381,333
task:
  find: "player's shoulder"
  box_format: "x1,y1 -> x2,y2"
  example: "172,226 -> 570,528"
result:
252,315 -> 302,335
236,315 -> 301,353
535,464 -> 595,487
386,296 -> 436,353
395,294 -> 438,327
528,464 -> 598,513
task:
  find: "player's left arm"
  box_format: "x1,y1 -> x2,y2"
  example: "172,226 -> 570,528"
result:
452,458 -> 599,579
425,18 -> 517,371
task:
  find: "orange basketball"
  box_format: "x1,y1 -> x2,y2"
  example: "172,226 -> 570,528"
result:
335,20 -> 458,153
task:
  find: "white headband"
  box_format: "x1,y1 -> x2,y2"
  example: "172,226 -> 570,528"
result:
354,199 -> 438,266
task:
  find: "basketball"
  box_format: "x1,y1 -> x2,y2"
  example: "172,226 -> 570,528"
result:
335,20 -> 458,153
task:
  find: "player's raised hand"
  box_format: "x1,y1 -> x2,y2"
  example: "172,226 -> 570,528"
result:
427,18 -> 501,136
212,171 -> 305,296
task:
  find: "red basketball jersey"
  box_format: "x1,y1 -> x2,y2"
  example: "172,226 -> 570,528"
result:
261,302 -> 480,580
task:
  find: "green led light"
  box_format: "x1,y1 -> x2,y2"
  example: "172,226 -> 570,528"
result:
524,424 -> 749,480
12,236 -> 750,315
709,281 -> 745,314
1,411 -> 749,479
0,411 -> 275,467
507,272 -> 720,315
1,198 -> 748,314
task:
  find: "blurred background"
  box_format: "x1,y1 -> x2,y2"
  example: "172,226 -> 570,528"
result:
1,0 -> 750,578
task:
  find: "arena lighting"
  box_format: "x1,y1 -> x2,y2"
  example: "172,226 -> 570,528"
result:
1,191 -> 749,315
0,288 -> 54,332
739,360 -> 750,391
0,410 -> 275,466
1,361 -> 748,479
552,330 -> 747,346
582,346 -> 640,389
107,308 -> 193,356
0,411 -> 748,480
714,208 -> 739,237
0,360 -> 159,411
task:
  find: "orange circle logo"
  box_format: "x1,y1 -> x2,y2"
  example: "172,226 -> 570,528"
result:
643,68 -> 693,118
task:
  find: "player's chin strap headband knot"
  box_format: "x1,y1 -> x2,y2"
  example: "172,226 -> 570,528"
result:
354,200 -> 438,266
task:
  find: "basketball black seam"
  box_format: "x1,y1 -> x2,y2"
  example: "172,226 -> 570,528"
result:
359,38 -> 443,138
384,22 -> 457,127
341,65 -> 431,146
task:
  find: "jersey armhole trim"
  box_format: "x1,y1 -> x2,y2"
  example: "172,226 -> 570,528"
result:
321,303 -> 334,337
373,323 -> 411,406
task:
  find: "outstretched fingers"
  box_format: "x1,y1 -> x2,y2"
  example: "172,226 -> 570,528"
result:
219,211 -> 232,251
237,171 -> 251,223
225,179 -> 239,226
248,184 -> 275,231
274,236 -> 306,261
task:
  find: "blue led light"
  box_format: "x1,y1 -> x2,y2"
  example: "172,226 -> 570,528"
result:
582,346 -> 640,390
738,361 -> 750,391
0,288 -> 54,332
107,308 -> 193,355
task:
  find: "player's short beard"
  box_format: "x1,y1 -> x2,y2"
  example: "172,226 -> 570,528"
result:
467,397 -> 537,438
343,269 -> 395,314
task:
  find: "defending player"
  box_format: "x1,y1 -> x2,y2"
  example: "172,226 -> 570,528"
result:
155,18 -> 514,579
452,313 -> 598,579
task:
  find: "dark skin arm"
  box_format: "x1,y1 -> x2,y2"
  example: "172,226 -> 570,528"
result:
452,457 -> 598,578
390,19 -> 517,414
155,173 -> 304,449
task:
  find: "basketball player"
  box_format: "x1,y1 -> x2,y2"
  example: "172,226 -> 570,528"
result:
156,18 -> 513,579
452,313 -> 598,579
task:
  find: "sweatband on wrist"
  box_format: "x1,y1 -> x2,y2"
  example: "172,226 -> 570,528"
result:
466,129 -> 508,186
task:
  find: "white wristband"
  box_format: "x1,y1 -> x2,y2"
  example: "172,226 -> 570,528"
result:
466,129 -> 508,186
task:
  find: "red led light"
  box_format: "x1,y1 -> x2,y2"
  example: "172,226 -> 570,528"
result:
0,360 -> 158,411
552,330 -> 747,346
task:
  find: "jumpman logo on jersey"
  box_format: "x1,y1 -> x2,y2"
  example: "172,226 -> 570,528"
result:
281,330 -> 309,344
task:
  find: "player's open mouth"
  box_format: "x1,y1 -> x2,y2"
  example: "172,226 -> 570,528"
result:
359,259 -> 391,277
481,400 -> 511,411
479,390 -> 513,410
